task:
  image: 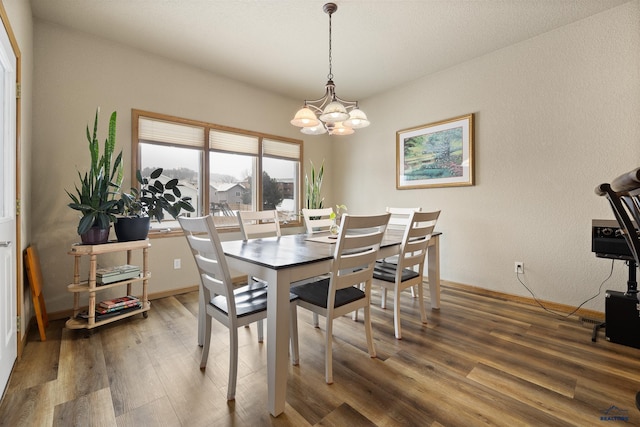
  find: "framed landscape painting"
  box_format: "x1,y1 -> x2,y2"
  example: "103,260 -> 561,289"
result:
396,114 -> 474,189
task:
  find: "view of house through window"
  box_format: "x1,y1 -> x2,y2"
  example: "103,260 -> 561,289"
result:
133,110 -> 303,232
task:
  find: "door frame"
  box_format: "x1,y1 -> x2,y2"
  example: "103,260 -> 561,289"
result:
0,2 -> 23,357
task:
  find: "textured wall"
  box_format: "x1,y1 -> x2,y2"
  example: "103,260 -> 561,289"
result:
334,2 -> 640,312
31,21 -> 330,312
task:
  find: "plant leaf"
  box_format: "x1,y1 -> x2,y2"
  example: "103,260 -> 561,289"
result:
150,168 -> 163,179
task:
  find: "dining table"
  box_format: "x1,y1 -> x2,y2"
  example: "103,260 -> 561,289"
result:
200,229 -> 441,417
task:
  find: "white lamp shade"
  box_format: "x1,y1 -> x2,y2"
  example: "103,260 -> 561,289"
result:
330,122 -> 354,136
291,107 -> 320,127
319,101 -> 349,123
301,123 -> 327,135
343,108 -> 370,129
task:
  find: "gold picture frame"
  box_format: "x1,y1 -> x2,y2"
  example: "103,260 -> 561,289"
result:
396,113 -> 474,189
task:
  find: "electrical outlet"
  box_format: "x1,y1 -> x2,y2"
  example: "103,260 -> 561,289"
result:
515,262 -> 524,274
173,258 -> 181,269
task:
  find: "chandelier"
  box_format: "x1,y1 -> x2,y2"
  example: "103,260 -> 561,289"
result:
290,3 -> 370,136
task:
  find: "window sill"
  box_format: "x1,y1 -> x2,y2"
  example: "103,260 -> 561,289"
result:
147,220 -> 304,239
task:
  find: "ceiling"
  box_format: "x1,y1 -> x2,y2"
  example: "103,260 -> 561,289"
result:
30,0 -> 629,102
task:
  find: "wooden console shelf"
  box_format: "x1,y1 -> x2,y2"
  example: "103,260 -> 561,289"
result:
65,239 -> 151,330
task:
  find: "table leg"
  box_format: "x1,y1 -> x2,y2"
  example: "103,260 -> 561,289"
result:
265,268 -> 291,417
428,234 -> 441,310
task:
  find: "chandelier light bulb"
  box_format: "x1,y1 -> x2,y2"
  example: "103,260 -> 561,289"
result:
301,123 -> 328,135
330,122 -> 354,136
319,101 -> 349,123
343,108 -> 370,129
291,107 -> 320,128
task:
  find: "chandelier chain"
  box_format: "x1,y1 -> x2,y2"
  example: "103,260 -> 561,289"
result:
327,10 -> 333,81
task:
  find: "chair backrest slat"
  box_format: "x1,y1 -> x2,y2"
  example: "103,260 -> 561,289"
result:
386,207 -> 421,231
341,233 -> 384,251
397,211 -> 440,277
237,210 -> 281,239
331,213 -> 390,292
302,208 -> 334,234
186,234 -> 215,255
194,254 -> 228,297
179,215 -> 235,309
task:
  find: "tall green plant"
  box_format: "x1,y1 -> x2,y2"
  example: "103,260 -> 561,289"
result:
304,160 -> 324,209
67,109 -> 124,235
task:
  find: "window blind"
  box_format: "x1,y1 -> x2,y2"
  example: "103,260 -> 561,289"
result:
210,130 -> 259,155
263,139 -> 300,160
139,117 -> 204,147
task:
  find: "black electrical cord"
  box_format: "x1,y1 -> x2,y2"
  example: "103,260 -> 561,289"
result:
516,259 -> 615,319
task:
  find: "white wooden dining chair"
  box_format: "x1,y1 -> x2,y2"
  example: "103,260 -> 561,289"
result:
300,207 -> 336,326
178,215 -> 299,400
237,210 -> 281,239
378,206 -> 422,306
237,210 -> 286,336
372,210 -> 440,339
291,213 -> 390,384
302,207 -> 334,234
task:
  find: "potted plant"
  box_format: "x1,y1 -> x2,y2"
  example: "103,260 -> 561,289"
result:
114,167 -> 195,241
304,160 -> 324,210
66,109 -> 123,244
329,204 -> 347,235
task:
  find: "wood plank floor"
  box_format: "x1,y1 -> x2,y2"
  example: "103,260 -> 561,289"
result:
2,283 -> 640,426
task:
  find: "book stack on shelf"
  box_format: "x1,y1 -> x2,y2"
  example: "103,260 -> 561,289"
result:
96,264 -> 141,285
77,295 -> 142,321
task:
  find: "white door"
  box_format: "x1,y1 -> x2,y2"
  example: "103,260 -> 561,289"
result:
0,14 -> 16,395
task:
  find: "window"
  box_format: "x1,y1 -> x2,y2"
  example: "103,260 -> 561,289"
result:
132,110 -> 303,234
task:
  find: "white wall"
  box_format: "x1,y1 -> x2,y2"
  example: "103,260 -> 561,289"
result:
31,21 -> 331,313
335,2 -> 640,312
